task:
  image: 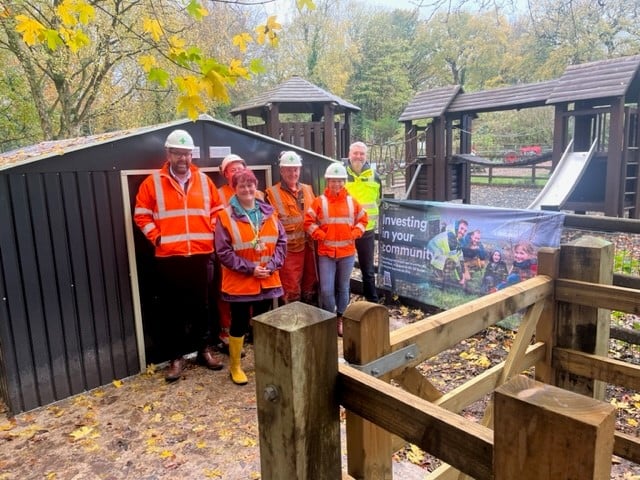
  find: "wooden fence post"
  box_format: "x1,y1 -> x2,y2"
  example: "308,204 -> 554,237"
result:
535,247 -> 560,385
494,375 -> 615,480
343,301 -> 392,480
556,236 -> 613,399
253,302 -> 341,480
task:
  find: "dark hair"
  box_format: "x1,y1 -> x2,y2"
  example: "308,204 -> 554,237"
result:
231,169 -> 258,189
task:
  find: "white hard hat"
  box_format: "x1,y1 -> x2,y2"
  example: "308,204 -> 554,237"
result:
165,129 -> 195,149
324,163 -> 348,179
279,151 -> 302,167
220,154 -> 246,175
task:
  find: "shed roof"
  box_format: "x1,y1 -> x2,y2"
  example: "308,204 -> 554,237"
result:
398,85 -> 461,121
230,76 -> 360,116
546,55 -> 640,105
0,122 -> 178,171
448,80 -> 557,114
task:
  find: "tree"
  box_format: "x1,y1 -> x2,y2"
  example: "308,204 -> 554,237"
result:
349,9 -> 418,142
1,0 -> 315,145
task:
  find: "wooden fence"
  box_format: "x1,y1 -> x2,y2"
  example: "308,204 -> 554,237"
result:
253,236 -> 640,479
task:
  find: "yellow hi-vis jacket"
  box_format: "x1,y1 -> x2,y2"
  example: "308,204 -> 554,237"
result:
345,163 -> 381,232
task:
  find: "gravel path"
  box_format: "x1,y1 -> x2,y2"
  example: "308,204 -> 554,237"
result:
470,185 -> 541,209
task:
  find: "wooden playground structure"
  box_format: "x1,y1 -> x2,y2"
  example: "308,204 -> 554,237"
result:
399,55 -> 640,218
253,236 -> 640,479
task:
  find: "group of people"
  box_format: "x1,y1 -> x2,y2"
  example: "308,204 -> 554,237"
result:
134,130 -> 382,384
426,217 -> 537,294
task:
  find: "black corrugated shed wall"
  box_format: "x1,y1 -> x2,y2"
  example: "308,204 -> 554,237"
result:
0,118 -> 333,414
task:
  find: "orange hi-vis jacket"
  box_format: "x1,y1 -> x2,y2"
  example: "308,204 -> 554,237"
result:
216,205 -> 283,296
265,183 -> 315,253
134,163 -> 222,257
218,183 -> 264,206
304,187 -> 368,259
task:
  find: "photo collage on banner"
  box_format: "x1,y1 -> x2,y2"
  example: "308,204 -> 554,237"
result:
378,200 -> 565,310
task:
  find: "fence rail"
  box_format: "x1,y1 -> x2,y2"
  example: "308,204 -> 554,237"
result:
255,236 -> 640,479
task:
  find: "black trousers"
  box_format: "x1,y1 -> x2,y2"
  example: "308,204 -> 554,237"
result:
355,229 -> 378,302
156,254 -> 211,360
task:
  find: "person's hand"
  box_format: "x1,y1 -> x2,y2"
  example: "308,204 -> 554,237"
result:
254,265 -> 271,278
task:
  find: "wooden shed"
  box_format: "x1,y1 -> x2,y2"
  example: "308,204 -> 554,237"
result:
230,76 -> 360,159
400,54 -> 640,218
0,117 -> 334,414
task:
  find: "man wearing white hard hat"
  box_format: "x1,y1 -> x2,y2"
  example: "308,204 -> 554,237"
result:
265,151 -> 318,305
135,129 -> 224,381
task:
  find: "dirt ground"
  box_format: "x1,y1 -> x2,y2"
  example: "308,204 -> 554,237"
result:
2,302 -> 640,479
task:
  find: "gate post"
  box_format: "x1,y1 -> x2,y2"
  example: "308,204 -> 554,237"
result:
494,375 -> 615,479
343,301 -> 392,480
534,247 -> 560,385
253,302 -> 340,480
556,236 -> 613,399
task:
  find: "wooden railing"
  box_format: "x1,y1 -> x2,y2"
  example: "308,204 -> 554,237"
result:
253,236 -> 640,479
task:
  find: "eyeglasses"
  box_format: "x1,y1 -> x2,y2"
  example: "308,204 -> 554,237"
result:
168,149 -> 192,158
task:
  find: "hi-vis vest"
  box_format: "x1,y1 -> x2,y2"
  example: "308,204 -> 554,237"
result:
216,206 -> 282,296
345,165 -> 380,231
305,192 -> 367,258
265,183 -> 314,253
134,163 -> 221,257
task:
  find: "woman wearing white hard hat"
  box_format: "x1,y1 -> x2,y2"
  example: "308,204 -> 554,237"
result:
304,163 -> 368,336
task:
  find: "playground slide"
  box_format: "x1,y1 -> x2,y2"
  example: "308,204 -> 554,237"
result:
528,139 -> 597,210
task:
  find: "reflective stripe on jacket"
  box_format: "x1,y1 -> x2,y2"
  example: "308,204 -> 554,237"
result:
265,183 -> 315,252
345,164 -> 381,231
216,205 -> 283,296
134,163 -> 222,257
304,187 -> 367,258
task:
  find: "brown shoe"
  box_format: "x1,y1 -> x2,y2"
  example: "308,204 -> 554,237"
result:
165,357 -> 186,382
198,347 -> 224,371
337,316 -> 343,337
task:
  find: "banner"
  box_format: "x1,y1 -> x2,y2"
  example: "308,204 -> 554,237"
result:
378,200 -> 565,310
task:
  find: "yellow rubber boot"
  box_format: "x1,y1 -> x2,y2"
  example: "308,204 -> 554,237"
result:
228,336 -> 248,385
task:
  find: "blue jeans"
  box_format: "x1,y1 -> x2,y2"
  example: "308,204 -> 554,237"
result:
318,254 -> 355,315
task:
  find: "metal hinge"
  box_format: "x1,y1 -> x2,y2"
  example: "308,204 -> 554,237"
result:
349,344 -> 418,378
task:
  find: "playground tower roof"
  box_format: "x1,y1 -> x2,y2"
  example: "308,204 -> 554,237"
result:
401,54 -> 640,120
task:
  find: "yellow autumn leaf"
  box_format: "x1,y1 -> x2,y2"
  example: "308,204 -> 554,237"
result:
204,469 -> 223,478
232,32 -> 253,53
168,35 -> 187,57
177,93 -> 205,119
0,420 -> 16,431
56,1 -> 78,26
406,444 -> 424,464
192,424 -> 206,432
241,437 -> 256,447
46,472 -> 56,479
47,406 -> 65,418
152,413 -> 162,423
69,425 -> 99,441
627,418 -> 639,427
296,0 -> 316,10
92,389 -> 105,398
15,14 -> 45,46
202,71 -> 230,102
143,18 -> 163,42
160,450 -> 174,459
145,363 -> 157,375
112,379 -> 124,388
142,403 -> 153,413
196,440 -> 207,448
170,412 -> 184,422
473,355 -> 491,368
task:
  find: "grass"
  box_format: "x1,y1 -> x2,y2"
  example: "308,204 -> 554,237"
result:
471,176 -> 548,187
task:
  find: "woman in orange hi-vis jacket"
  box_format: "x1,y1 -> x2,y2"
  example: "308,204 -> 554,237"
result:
215,169 -> 287,385
304,163 -> 368,336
